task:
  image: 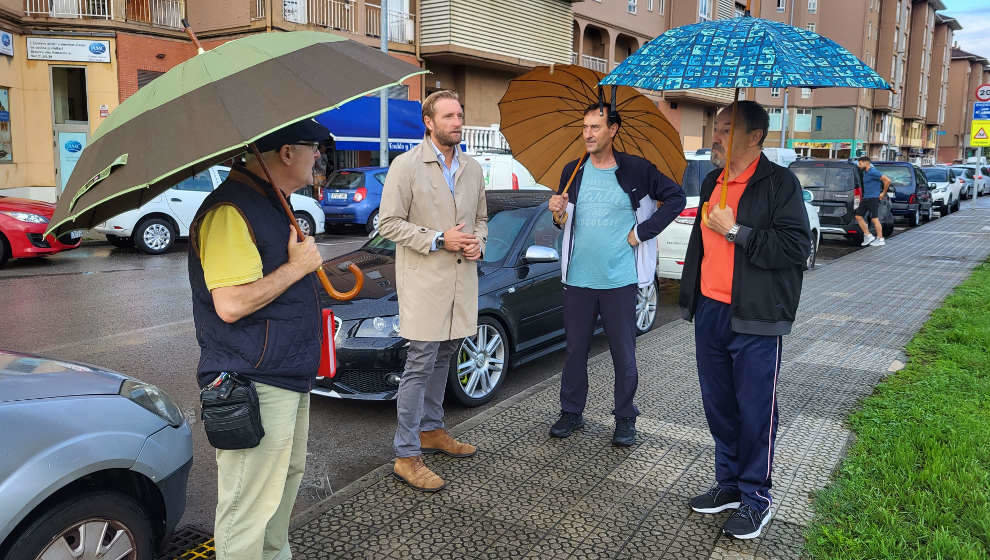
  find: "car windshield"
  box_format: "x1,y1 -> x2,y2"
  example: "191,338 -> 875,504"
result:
361,207 -> 532,263
922,168 -> 948,182
873,165 -> 913,187
681,160 -> 715,197
790,165 -> 858,191
327,171 -> 365,189
951,167 -> 974,179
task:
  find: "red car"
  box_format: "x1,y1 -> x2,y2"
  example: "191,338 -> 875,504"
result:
0,195 -> 82,267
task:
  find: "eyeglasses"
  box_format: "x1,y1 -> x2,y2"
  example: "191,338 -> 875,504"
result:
293,142 -> 320,152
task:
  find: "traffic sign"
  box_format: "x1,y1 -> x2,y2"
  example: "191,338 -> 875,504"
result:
977,84 -> 990,102
973,120 -> 990,147
976,102 -> 990,120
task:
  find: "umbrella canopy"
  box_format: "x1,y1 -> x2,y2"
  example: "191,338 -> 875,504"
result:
600,16 -> 891,91
498,64 -> 686,191
46,31 -> 426,239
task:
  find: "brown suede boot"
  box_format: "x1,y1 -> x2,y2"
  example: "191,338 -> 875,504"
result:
393,456 -> 445,492
420,428 -> 478,458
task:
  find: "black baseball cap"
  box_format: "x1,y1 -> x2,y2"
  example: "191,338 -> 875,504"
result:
254,118 -> 330,153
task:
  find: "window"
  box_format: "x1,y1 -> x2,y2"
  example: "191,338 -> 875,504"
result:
867,22 -> 872,40
628,0 -> 637,14
801,88 -> 811,98
777,0 -> 785,11
175,170 -> 215,192
648,0 -> 653,11
795,108 -> 812,131
768,108 -> 783,130
137,70 -> 164,89
807,23 -> 815,33
523,212 -> 563,258
770,87 -> 780,97
808,0 -> 816,13
659,0 -> 665,14
814,115 -> 822,131
699,0 -> 711,21
0,87 -> 11,163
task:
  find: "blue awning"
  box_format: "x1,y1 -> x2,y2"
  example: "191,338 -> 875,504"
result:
315,97 -> 425,152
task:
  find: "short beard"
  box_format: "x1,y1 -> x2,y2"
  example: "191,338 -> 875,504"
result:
710,148 -> 725,168
431,129 -> 460,148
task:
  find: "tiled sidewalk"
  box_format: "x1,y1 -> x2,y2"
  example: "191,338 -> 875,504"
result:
289,202 -> 990,560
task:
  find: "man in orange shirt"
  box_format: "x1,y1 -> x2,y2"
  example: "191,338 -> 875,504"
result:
678,102 -> 811,540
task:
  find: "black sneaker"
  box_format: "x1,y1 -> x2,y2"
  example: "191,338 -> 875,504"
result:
549,412 -> 584,438
690,484 -> 742,514
612,416 -> 636,447
722,503 -> 772,539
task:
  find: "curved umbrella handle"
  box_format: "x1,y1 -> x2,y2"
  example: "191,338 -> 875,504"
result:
317,263 -> 364,301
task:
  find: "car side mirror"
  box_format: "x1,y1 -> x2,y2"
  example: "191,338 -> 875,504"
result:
802,189 -> 813,203
524,245 -> 559,264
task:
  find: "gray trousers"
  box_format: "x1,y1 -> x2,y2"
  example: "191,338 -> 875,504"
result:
393,339 -> 461,457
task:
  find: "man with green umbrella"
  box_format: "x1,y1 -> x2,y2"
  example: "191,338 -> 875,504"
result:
188,120 -> 328,560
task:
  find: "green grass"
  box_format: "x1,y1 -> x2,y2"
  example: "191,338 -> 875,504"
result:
805,262 -> 990,560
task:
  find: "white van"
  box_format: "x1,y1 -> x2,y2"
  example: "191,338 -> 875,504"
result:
762,147 -> 798,167
471,153 -> 547,191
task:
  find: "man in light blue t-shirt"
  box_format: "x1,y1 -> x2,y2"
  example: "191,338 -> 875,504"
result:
855,156 -> 891,247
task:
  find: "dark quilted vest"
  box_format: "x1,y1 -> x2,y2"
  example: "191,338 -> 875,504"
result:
188,167 -> 321,393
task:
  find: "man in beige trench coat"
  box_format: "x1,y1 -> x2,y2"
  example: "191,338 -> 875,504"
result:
379,90 -> 488,492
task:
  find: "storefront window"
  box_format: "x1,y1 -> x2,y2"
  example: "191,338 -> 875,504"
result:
0,87 -> 11,162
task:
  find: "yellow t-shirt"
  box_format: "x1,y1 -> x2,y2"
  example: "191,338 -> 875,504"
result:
198,205 -> 263,291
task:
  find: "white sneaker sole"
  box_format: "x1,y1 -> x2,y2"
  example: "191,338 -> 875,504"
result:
725,508 -> 773,539
691,501 -> 741,514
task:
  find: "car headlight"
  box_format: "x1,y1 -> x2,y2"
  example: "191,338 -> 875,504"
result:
355,315 -> 401,338
120,379 -> 185,427
0,211 -> 49,224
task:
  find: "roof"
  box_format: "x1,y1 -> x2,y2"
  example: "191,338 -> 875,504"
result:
951,47 -> 988,63
935,14 -> 962,31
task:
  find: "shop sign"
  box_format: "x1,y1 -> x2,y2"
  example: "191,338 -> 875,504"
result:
27,38 -> 111,63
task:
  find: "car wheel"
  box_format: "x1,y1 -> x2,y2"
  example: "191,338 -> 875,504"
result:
294,211 -> 315,237
365,210 -> 379,234
922,204 -> 933,223
4,491 -> 154,560
806,231 -> 818,270
447,317 -> 508,407
134,218 -> 175,255
0,233 -> 9,268
635,279 -> 659,336
106,234 -> 133,248
908,206 -> 920,227
953,197 -> 960,212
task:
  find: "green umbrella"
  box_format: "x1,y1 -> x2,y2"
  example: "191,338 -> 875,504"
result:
46,26 -> 425,299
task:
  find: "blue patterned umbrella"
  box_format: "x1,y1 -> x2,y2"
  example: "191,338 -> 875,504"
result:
600,16 -> 891,91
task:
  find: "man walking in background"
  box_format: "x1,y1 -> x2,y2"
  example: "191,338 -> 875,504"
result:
679,101 -> 810,540
379,90 -> 488,492
855,156 -> 891,247
547,102 -> 684,447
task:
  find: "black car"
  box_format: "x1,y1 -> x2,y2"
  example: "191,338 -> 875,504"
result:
789,159 -> 894,244
314,191 -> 661,406
872,161 -> 935,226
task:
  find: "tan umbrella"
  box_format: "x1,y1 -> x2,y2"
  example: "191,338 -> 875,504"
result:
498,64 -> 686,202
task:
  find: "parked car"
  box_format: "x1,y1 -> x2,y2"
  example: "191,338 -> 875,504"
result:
872,161 -> 935,226
471,153 -> 546,191
312,191 -> 659,407
94,166 -> 326,254
320,167 -> 387,233
921,166 -> 960,215
951,164 -> 987,197
657,151 -> 821,279
982,166 -> 990,196
950,166 -> 977,199
789,159 -> 894,244
0,196 -> 83,268
0,350 -> 192,560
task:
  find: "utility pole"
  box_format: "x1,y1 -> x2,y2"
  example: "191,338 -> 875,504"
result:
780,0 -> 795,149
379,0 -> 389,167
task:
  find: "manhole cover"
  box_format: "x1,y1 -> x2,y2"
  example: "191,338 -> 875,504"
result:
156,526 -> 214,560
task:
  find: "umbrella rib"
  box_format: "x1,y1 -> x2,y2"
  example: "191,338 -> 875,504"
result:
621,113 -> 684,148
500,83 -> 601,107
499,107 -> 584,132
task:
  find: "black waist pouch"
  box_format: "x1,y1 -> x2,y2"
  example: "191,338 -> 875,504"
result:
200,372 -> 265,450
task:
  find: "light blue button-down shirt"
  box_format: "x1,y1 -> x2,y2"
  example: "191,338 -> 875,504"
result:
429,139 -> 460,251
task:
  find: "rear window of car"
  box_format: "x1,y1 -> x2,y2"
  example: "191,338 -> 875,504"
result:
873,165 -> 914,187
327,171 -> 365,189
680,160 -> 716,197
951,167 -> 975,179
789,164 -> 858,191
922,168 -> 948,182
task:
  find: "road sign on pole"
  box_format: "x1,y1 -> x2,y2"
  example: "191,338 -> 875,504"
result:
975,102 -> 990,120
977,84 -> 990,102
973,121 -> 990,147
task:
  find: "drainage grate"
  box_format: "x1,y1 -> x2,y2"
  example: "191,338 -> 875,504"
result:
156,526 -> 214,560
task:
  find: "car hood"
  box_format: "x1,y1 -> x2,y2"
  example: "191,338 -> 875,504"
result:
318,246 -> 501,320
0,197 -> 56,217
0,350 -> 126,403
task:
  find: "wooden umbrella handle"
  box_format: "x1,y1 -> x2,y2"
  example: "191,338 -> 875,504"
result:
701,88 -> 740,228
552,152 -> 588,225
249,143 -> 365,300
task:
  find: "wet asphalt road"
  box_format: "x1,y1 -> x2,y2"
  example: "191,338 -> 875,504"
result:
0,209 -> 937,533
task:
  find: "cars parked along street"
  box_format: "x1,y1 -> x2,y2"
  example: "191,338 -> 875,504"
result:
0,350 -> 192,560
471,153 -> 546,191
872,161 -> 935,226
789,159 -> 894,245
319,167 -> 387,233
921,166 -> 960,215
0,196 -> 83,268
950,164 -> 987,198
950,165 -> 978,200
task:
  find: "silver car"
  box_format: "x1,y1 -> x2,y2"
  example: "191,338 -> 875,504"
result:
0,350 -> 192,560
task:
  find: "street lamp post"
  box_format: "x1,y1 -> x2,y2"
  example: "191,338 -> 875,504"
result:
379,0 -> 389,166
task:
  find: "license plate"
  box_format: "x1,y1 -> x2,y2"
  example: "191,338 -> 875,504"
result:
330,192 -> 348,200
69,229 -> 84,239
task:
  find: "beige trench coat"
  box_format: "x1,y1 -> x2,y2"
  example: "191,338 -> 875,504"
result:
378,140 -> 488,342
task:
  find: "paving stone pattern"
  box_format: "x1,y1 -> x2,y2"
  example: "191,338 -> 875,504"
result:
289,203 -> 990,560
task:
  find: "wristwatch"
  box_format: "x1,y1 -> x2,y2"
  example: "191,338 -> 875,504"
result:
725,224 -> 741,243
436,232 -> 445,250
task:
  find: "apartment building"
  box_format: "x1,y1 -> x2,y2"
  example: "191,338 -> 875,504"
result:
941,47 -> 990,163
926,13 -> 958,160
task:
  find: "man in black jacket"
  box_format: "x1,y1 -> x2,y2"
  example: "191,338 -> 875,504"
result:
679,101 -> 810,540
547,103 -> 685,446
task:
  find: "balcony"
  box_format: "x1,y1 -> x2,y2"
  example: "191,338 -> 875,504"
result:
366,4 -> 415,44
463,126 -> 510,155
310,0 -> 355,33
26,0 -> 111,20
126,0 -> 183,29
580,54 -> 607,73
